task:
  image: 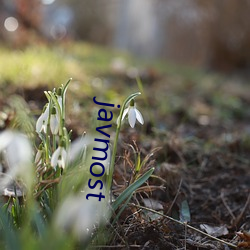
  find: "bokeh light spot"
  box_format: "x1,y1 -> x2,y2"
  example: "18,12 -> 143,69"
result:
4,17 -> 19,32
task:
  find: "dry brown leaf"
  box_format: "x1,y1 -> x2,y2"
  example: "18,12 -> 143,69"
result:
237,231 -> 250,248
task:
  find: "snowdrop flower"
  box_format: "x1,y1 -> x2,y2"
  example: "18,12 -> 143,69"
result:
51,142 -> 67,169
0,130 -> 33,190
50,106 -> 59,135
54,187 -> 109,241
121,99 -> 144,128
36,103 -> 50,133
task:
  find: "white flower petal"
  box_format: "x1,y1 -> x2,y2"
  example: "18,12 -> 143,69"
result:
60,148 -> 67,169
42,123 -> 48,133
135,109 -> 144,125
50,114 -> 59,135
5,133 -> 32,170
61,148 -> 67,160
121,108 -> 129,121
54,187 -> 109,241
0,130 -> 13,151
0,131 -> 33,190
36,104 -> 50,134
36,113 -> 45,133
58,159 -> 64,169
44,104 -> 50,118
128,107 -> 136,128
51,147 -> 67,169
51,147 -> 61,168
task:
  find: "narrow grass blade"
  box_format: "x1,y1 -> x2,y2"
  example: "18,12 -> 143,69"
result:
112,192 -> 133,225
112,167 -> 154,211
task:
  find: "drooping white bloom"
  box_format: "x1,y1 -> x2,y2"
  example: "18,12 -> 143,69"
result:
36,103 -> 50,133
54,187 -> 109,241
0,131 -> 33,170
51,145 -> 67,169
0,130 -> 33,190
50,106 -> 60,135
120,99 -> 144,128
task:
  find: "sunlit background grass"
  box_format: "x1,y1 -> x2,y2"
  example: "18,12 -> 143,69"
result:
0,41 -> 248,133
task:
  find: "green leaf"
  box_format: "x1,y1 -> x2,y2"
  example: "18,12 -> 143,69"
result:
112,192 -> 133,225
62,78 -> 72,98
32,209 -> 46,237
0,208 -> 21,250
112,167 -> 154,211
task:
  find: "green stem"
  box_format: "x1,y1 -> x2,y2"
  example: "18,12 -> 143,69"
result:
106,121 -> 120,192
45,96 -> 53,164
52,134 -> 56,152
107,92 -> 141,193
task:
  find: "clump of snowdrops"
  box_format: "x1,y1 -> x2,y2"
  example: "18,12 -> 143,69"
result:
0,79 -> 154,249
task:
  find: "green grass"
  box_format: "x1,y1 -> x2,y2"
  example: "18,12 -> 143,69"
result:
0,42 -> 130,87
0,41 -> 248,129
0,42 -> 208,87
0,45 -> 70,86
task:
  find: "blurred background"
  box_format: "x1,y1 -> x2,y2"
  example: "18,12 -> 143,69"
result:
1,0 -> 250,72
